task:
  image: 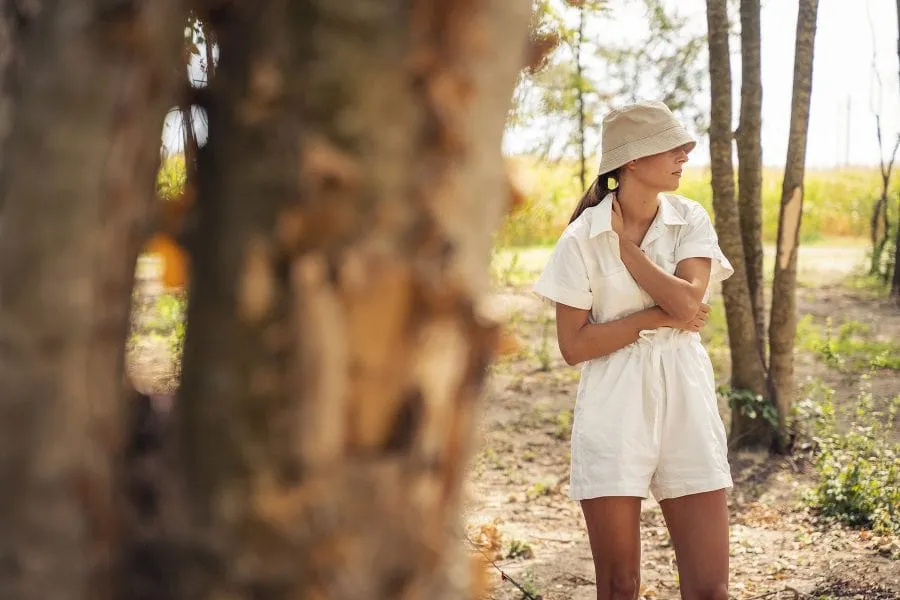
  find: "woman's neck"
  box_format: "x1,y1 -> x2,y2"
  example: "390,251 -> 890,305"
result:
616,180 -> 660,227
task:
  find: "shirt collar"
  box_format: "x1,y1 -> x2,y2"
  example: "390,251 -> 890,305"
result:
589,192 -> 686,238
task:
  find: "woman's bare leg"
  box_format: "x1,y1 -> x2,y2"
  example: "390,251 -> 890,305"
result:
659,489 -> 729,600
581,496 -> 643,600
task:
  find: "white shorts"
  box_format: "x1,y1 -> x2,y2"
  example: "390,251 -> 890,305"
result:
568,329 -> 733,502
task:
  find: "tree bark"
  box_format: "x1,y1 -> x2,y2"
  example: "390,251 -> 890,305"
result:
0,2 -> 183,600
769,0 -> 819,449
736,0 -> 765,362
891,0 -> 900,299
170,1 -> 530,599
706,0 -> 772,450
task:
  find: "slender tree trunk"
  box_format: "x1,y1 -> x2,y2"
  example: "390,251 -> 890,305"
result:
0,2 -> 183,599
706,0 -> 772,450
736,0 -> 765,363
869,115 -> 898,276
170,2 -> 530,598
203,21 -> 216,83
891,0 -> 900,298
576,5 -> 587,191
893,191 -> 900,297
769,0 -> 819,449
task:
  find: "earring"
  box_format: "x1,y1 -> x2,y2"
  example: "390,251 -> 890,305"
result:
607,176 -> 619,190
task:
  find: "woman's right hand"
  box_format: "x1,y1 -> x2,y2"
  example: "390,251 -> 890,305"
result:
668,303 -> 710,333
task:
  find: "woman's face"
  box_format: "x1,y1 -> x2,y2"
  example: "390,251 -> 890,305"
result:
625,143 -> 693,192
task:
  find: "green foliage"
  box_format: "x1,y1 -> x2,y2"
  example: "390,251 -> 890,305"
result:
598,0 -> 709,133
499,159 -> 900,247
535,313 -> 554,371
720,385 -> 778,429
843,271 -> 891,297
801,317 -> 900,372
133,292 -> 187,375
154,294 -> 187,369
553,409 -> 572,440
506,540 -> 534,559
800,380 -> 900,535
526,481 -> 552,500
511,0 -> 609,160
157,154 -> 187,200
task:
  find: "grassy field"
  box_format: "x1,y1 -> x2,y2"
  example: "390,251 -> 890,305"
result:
500,157 -> 900,248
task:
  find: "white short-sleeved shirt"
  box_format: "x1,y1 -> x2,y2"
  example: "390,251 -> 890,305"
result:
532,192 -> 736,501
534,192 -> 733,323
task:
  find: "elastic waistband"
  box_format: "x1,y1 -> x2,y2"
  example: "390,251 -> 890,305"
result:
638,327 -> 697,345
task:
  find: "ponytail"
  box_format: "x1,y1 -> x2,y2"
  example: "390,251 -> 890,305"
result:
568,170 -> 619,224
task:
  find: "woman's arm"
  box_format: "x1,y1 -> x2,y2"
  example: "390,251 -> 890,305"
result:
555,302 -> 709,365
618,240 -> 711,321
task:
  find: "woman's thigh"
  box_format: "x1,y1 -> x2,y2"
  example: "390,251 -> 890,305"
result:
659,489 -> 729,599
581,496 -> 643,599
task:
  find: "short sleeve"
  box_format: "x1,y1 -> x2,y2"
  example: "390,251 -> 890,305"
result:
532,233 -> 593,310
674,205 -> 734,284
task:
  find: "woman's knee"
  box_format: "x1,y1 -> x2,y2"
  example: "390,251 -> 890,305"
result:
683,581 -> 728,600
600,570 -> 640,600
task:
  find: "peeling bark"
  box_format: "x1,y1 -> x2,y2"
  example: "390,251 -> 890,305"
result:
769,0 -> 819,449
706,0 -> 772,449
171,2 -> 530,599
0,2 -> 184,599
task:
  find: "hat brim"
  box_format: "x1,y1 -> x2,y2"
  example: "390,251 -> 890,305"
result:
597,125 -> 696,175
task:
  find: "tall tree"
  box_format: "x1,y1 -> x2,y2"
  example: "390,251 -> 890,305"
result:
735,0 -> 765,362
510,0 -> 608,166
0,2 -> 183,599
769,0 -> 820,448
603,0 -> 710,134
891,0 -> 900,300
866,2 -> 898,278
575,2 -> 588,189
705,0 -> 771,449
170,1 -> 531,598
870,114 -> 899,278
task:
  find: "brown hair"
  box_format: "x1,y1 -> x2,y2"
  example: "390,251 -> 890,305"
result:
568,170 -> 619,224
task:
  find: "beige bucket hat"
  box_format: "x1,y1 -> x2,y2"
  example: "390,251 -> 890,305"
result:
596,100 -> 696,175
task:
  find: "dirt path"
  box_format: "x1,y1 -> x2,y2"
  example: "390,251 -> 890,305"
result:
465,246 -> 900,600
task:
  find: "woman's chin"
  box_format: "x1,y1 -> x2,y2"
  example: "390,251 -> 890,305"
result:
662,180 -> 681,192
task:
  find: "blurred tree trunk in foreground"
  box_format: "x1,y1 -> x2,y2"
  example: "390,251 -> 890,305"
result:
0,2 -> 183,599
0,1 -> 530,598
170,2 -> 531,599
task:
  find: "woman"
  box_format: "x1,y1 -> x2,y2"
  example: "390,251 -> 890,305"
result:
533,101 -> 734,600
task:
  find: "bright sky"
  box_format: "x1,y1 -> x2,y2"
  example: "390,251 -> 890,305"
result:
716,0 -> 898,168
164,1 -> 900,169
502,0 -> 900,168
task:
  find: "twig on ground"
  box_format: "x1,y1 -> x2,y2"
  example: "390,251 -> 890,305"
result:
466,535 -> 542,600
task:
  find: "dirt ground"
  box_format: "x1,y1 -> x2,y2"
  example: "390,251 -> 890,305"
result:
465,245 -> 900,600
126,245 -> 900,600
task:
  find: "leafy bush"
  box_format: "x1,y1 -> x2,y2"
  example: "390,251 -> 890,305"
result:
799,379 -> 900,535
800,317 -> 900,372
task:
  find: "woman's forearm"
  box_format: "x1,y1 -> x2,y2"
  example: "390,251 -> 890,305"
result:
560,306 -> 672,365
618,239 -> 699,321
